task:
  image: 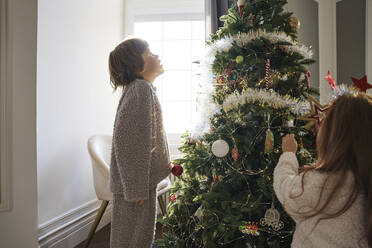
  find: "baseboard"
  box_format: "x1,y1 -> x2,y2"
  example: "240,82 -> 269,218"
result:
38,199 -> 112,248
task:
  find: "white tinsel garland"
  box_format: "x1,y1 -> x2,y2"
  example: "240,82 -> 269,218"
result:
205,29 -> 313,67
222,88 -> 310,115
190,71 -> 220,138
191,87 -> 311,138
191,30 -> 314,138
221,88 -> 310,115
332,84 -> 360,99
235,30 -> 313,59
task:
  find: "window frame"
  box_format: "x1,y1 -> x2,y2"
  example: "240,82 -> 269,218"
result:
0,0 -> 11,211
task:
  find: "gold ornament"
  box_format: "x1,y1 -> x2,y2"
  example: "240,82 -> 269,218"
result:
264,114 -> 274,154
260,203 -> 284,231
194,206 -> 204,220
257,71 -> 281,88
196,141 -> 203,148
298,94 -> 331,129
289,16 -> 300,30
264,129 -> 274,153
236,55 -> 244,64
269,72 -> 280,86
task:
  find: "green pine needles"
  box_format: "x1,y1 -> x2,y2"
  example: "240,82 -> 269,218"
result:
156,0 -> 318,247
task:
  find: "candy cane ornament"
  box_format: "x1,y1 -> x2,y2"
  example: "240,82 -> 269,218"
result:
265,58 -> 270,89
238,0 -> 244,17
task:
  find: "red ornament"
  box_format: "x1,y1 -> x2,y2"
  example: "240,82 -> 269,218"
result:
216,75 -> 225,84
212,168 -> 218,183
308,104 -> 329,126
226,61 -> 234,78
212,176 -> 218,183
280,45 -> 287,53
231,148 -> 239,161
238,0 -> 244,17
351,75 -> 372,93
171,164 -> 183,177
243,221 -> 260,236
305,70 -> 311,89
325,70 -> 336,90
170,194 -> 176,203
246,222 -> 252,230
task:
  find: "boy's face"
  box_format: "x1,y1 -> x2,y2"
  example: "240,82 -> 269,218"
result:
141,48 -> 164,78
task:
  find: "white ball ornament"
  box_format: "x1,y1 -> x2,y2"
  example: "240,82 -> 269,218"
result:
211,139 -> 230,157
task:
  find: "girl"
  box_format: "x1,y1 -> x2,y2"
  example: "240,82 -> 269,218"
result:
108,38 -> 171,248
274,93 -> 372,247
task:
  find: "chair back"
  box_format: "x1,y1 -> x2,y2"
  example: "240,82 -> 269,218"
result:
87,135 -> 113,201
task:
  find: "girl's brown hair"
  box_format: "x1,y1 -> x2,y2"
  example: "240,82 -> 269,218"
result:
298,93 -> 372,245
108,38 -> 149,90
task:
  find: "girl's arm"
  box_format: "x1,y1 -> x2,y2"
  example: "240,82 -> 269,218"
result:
113,81 -> 153,201
274,134 -> 317,222
273,152 -> 307,221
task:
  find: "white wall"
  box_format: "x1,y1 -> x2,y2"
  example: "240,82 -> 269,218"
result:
37,0 -> 124,237
0,0 -> 38,247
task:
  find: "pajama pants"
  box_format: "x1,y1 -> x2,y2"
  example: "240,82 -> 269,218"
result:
110,187 -> 157,248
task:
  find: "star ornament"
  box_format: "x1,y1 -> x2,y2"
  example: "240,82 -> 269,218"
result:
299,94 -> 331,128
325,70 -> 336,90
351,75 -> 372,93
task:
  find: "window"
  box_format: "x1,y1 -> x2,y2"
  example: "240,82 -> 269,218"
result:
134,14 -> 205,159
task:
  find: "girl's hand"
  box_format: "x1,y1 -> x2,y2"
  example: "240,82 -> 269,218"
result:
282,134 -> 298,153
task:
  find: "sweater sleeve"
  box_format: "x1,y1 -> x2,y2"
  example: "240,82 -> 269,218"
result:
113,81 -> 153,201
273,152 -> 316,222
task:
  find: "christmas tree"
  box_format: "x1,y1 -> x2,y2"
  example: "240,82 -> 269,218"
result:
157,0 -> 318,247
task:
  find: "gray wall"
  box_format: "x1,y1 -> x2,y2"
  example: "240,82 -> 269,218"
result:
0,0 -> 38,247
285,0 -> 319,89
337,0 -> 366,84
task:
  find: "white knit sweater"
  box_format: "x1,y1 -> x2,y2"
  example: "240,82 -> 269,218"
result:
273,152 -> 369,248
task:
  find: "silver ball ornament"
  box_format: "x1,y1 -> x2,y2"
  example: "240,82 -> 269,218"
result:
211,139 -> 230,157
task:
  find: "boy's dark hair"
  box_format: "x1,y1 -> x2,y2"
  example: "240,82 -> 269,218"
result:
108,38 -> 149,90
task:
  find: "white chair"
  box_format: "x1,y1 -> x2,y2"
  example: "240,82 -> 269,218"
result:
84,135 -> 171,248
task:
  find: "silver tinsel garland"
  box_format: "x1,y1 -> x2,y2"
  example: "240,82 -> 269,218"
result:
331,84 -> 360,99
191,30 -> 314,138
205,30 -> 313,69
222,88 -> 310,115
